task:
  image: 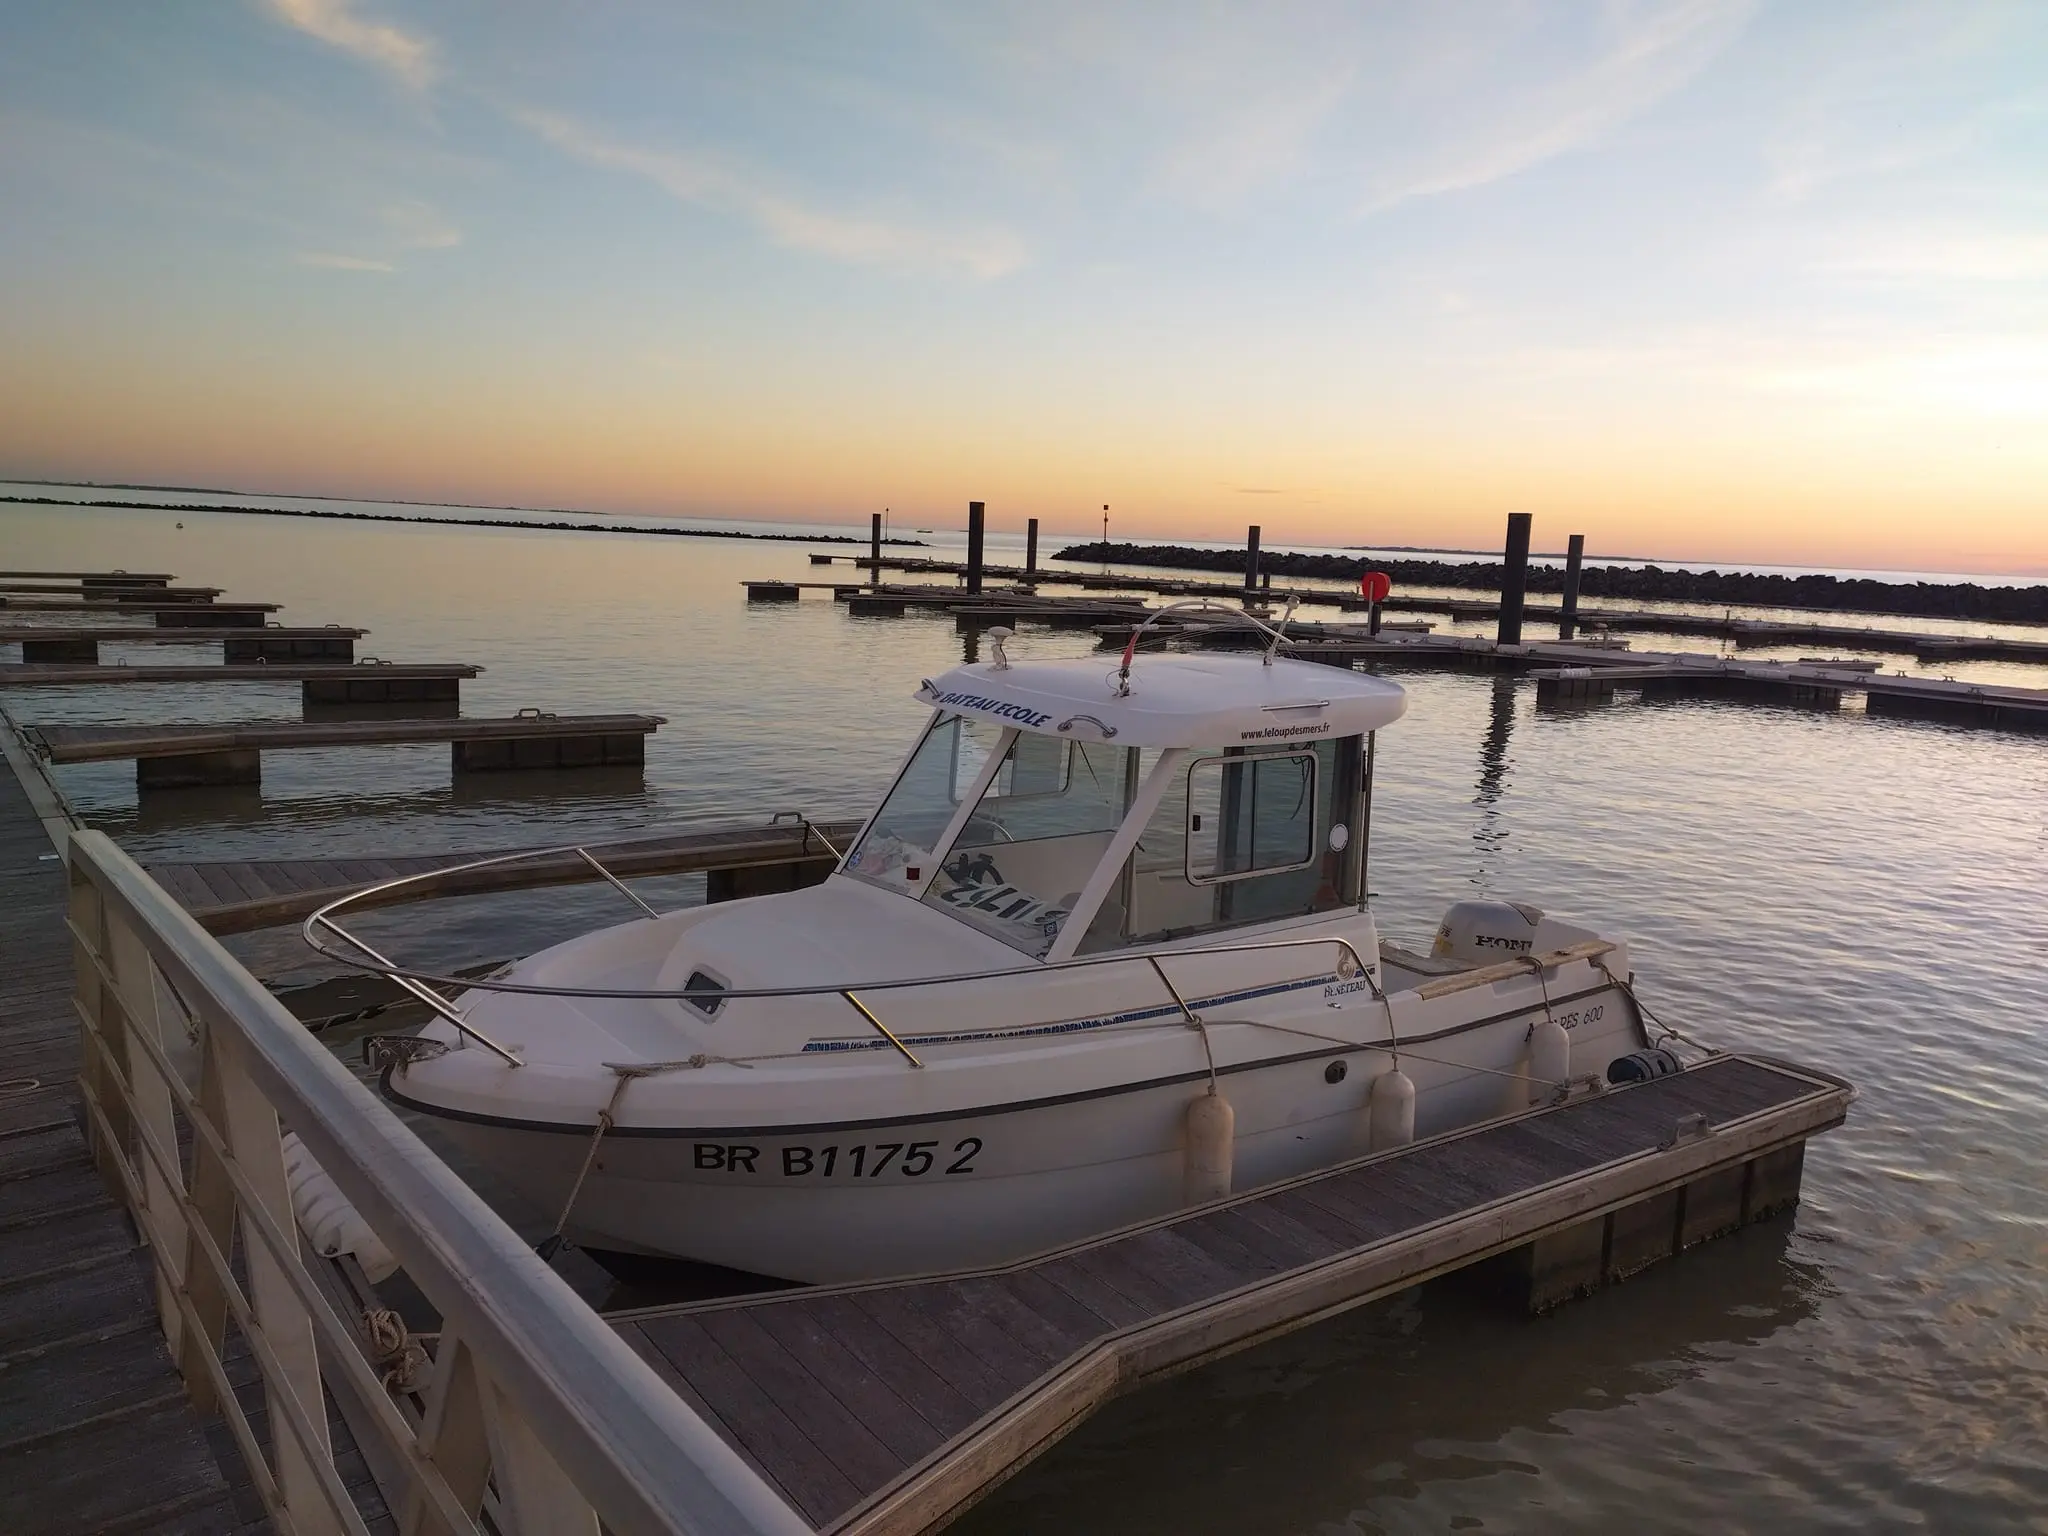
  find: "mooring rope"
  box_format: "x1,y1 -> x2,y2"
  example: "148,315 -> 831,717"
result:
537,1067 -> 644,1262
1518,954 -> 1559,1039
1595,959 -> 1722,1056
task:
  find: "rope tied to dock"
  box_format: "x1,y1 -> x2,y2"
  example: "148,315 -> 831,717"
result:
363,1307 -> 431,1394
1518,953 -> 1559,1040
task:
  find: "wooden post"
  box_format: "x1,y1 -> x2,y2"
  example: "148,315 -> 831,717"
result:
212,1027 -> 337,1528
1025,517 -> 1039,579
1244,525 -> 1261,594
105,918 -> 194,1355
869,512 -> 882,587
1497,513 -> 1532,646
1559,533 -> 1586,640
966,501 -> 986,595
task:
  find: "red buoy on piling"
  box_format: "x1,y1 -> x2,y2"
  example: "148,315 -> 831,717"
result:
1361,571 -> 1392,636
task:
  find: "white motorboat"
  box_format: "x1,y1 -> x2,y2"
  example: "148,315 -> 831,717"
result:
351,621 -> 1656,1284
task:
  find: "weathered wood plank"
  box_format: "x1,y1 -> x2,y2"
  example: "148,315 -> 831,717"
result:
801,1295 -> 987,1442
746,1301 -> 952,1464
693,1308 -> 908,1493
0,663 -> 476,687
33,712 -> 666,763
637,1313 -> 864,1526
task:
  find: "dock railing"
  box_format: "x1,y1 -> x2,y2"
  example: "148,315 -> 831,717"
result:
63,828 -> 808,1536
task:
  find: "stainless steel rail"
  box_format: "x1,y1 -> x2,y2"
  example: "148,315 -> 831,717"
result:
282,845 -> 1638,1084
65,830 -> 807,1536
299,842 -> 1397,1005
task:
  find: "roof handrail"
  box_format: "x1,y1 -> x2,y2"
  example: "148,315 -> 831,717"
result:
1114,597 -> 1302,694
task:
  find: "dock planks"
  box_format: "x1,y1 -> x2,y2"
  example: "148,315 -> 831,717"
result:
0,583 -> 224,601
0,600 -> 281,619
613,1055 -> 1849,1534
0,733 -> 262,1533
1529,657 -> 2048,730
0,626 -> 368,645
29,712 -> 665,764
0,662 -> 478,688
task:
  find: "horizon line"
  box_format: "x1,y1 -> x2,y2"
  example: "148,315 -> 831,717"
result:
4,474 -> 2043,585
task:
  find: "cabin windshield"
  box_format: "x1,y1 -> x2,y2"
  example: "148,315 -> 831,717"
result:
840,712 -> 1004,893
920,734 -> 1135,957
840,712 -> 1140,958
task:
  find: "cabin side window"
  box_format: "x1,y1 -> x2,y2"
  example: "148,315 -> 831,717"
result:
1079,736 -> 1363,953
1185,753 -> 1318,882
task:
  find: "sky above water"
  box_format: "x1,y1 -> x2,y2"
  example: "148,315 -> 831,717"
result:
2,2 -> 2044,572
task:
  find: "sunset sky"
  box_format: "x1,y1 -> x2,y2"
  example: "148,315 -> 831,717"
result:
2,3 -> 2043,572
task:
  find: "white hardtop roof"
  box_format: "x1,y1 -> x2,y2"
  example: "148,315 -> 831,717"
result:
916,652 -> 1406,749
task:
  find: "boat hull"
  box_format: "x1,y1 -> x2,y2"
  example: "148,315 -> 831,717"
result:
400,1001 -> 1639,1283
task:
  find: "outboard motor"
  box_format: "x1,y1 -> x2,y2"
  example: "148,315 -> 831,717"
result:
1431,900 -> 1599,964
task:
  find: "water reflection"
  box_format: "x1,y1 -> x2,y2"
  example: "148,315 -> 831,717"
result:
1470,674 -> 1518,878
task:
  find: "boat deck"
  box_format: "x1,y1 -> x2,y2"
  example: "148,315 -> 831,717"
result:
612,1053 -> 1849,1536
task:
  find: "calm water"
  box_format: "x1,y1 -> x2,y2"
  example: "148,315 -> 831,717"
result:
5,498 -> 2047,1534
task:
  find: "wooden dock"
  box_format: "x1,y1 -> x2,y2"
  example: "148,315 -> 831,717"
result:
1532,658 -> 2048,730
0,582 -> 224,603
0,570 -> 176,586
0,727 -> 260,1532
29,712 -> 666,788
612,1054 -> 1849,1535
0,600 -> 283,628
1061,618 -> 2048,736
0,627 -> 367,664
795,557 -> 2048,666
146,817 -> 862,934
0,661 -> 479,709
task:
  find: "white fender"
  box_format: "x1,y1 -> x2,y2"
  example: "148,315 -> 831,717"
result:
281,1131 -> 399,1282
1368,1067 -> 1415,1151
1183,1091 -> 1235,1204
1528,1017 -> 1571,1107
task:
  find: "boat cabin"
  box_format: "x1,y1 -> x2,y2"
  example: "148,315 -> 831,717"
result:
838,650 -> 1408,962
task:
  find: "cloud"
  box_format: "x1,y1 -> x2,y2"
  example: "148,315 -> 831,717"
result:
521,110 -> 1025,279
1362,0 -> 1756,212
297,250 -> 395,271
263,0 -> 436,89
